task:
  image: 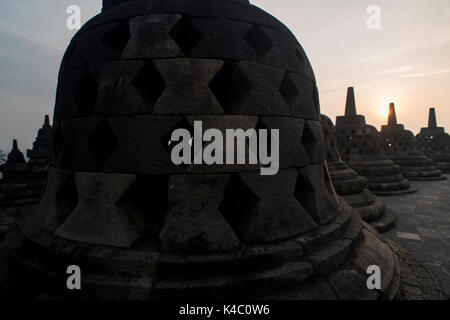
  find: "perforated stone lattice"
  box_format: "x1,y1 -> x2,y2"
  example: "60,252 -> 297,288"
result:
335,88 -> 413,195
415,109 -> 450,173
321,115 -> 393,230
9,0 -> 423,301
379,106 -> 444,181
337,125 -> 381,158
46,0 -> 342,252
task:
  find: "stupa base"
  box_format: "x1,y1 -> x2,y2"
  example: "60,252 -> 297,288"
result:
267,224 -> 444,300
0,202 -> 38,243
342,191 -> 396,233
0,203 -> 443,300
368,208 -> 397,233
404,175 -> 447,182
435,164 -> 450,174
388,241 -> 446,300
371,188 -> 418,197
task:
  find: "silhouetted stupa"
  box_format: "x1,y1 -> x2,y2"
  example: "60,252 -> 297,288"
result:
25,115 -> 52,205
379,104 -> 445,181
336,88 -> 416,196
321,115 -> 396,232
0,0 -> 444,300
27,115 -> 52,174
0,141 -> 38,241
416,108 -> 450,173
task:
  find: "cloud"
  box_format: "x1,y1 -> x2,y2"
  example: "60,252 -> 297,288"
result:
377,66 -> 413,75
399,69 -> 450,78
329,37 -> 450,72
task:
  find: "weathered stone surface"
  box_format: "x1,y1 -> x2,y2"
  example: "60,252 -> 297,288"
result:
33,168 -> 77,232
153,59 -> 224,115
56,119 -> 103,171
92,61 -> 158,116
232,169 -> 318,244
160,174 -> 239,254
210,61 -> 289,116
296,165 -> 340,225
188,18 -> 255,60
123,14 -> 184,59
186,115 -> 260,174
104,116 -> 184,174
260,117 -> 309,168
56,172 -> 146,248
329,268 -> 379,300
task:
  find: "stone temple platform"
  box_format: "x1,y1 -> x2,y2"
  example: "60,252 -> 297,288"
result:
383,175 -> 450,298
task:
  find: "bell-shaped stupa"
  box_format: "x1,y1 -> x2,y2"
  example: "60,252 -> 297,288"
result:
1,0 -> 444,300
25,115 -> 53,203
416,108 -> 450,173
336,88 -> 416,196
321,115 -> 396,232
379,104 -> 445,181
0,141 -> 37,240
27,115 -> 52,174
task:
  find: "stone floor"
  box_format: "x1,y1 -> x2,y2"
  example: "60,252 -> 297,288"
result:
382,175 -> 450,298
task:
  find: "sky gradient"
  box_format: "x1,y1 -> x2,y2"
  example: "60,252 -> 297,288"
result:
0,0 -> 449,154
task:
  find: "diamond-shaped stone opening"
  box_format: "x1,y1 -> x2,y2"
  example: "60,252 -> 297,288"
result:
101,20 -> 131,57
132,61 -> 167,110
279,73 -> 299,108
218,174 -> 259,242
87,119 -> 119,169
169,16 -> 204,56
161,118 -> 194,166
301,123 -> 318,162
74,67 -> 97,117
254,119 -> 273,162
117,175 -> 169,241
52,124 -> 64,165
293,171 -> 316,217
294,168 -> 338,226
209,62 -> 253,114
244,25 -> 273,58
55,173 -> 79,226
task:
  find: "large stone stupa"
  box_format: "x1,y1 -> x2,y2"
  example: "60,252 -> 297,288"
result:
0,0 -> 444,300
416,108 -> 450,174
321,115 -> 396,233
379,103 -> 445,181
336,88 -> 416,196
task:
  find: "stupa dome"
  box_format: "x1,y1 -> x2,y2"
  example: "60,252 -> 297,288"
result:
3,0 -> 443,300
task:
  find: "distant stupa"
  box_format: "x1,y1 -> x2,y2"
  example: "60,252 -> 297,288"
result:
336,88 -> 416,196
379,103 -> 445,181
27,115 -> 52,173
416,108 -> 450,173
0,140 -> 37,239
321,115 -> 396,232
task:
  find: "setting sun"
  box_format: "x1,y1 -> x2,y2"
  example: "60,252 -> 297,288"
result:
377,105 -> 390,118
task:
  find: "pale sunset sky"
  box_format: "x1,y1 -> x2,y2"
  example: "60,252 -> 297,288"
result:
0,0 -> 449,153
